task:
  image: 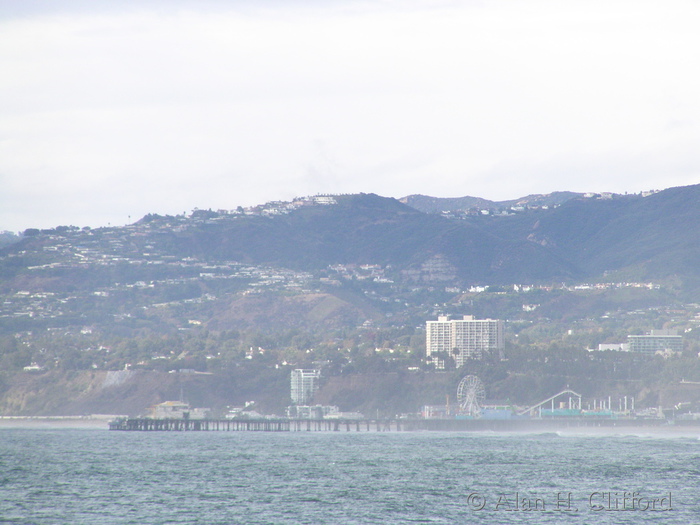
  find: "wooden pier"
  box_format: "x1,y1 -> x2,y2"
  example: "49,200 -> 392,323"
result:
109,417 -> 407,432
109,416 -> 674,432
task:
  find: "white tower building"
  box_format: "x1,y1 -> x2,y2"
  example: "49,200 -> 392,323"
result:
426,315 -> 504,368
290,369 -> 321,405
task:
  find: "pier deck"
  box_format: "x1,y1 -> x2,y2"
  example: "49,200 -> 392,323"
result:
108,417 -> 673,432
109,418 -> 405,432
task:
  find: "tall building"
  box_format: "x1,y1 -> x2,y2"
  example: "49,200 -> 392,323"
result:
628,330 -> 683,355
426,315 -> 504,368
290,369 -> 321,405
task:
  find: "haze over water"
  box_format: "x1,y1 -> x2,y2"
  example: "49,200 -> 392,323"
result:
1,428 -> 697,524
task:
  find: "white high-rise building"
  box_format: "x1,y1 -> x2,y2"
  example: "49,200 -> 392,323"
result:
426,315 -> 504,368
290,369 -> 321,405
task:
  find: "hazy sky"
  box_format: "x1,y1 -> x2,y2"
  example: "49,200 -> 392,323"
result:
1,0 -> 699,232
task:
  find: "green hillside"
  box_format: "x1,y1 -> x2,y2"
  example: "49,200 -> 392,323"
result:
2,185 -> 700,417
477,185 -> 700,286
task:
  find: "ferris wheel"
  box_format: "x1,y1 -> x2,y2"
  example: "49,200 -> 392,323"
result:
457,375 -> 486,417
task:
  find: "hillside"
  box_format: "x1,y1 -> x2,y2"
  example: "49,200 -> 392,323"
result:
1,186 -> 699,344
476,185 -> 700,287
399,191 -> 582,213
6,187 -> 699,289
2,185 -> 700,416
1,193 -> 579,288
150,192 -> 575,283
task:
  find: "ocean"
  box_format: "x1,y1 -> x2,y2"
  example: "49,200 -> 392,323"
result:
1,427 -> 698,524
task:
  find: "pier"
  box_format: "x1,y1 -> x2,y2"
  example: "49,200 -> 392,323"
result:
109,417 -> 408,432
108,416 -> 674,432
109,417 -> 407,432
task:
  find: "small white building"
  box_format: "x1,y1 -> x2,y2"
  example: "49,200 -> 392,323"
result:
595,343 -> 630,352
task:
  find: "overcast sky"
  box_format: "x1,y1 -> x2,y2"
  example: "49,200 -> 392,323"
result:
1,0 -> 699,232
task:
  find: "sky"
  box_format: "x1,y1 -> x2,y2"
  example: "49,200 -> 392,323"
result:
1,0 -> 699,232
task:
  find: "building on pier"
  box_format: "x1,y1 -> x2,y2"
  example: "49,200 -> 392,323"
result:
149,401 -> 211,419
285,405 -> 366,420
286,404 -> 338,419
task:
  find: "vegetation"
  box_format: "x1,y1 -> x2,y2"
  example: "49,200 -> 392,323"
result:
1,186 -> 700,415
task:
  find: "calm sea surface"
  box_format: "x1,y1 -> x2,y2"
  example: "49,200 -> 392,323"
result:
1,428 -> 699,524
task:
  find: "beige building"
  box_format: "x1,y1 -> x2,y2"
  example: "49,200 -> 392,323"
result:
426,315 -> 504,368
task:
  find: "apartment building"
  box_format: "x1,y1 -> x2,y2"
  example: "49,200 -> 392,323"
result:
426,315 -> 504,368
628,330 -> 683,355
290,369 -> 321,405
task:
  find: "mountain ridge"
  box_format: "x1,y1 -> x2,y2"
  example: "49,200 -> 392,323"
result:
4,185 -> 699,287
399,190 -> 585,214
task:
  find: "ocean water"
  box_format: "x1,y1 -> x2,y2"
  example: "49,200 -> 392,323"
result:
1,428 -> 698,524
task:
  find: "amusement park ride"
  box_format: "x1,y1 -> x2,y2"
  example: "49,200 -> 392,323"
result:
456,375 -> 486,417
448,375 -> 634,421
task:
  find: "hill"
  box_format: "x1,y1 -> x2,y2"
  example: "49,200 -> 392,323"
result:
1,186 -> 699,341
6,187 -> 699,290
2,185 -> 700,416
477,185 -> 700,287
399,191 -> 582,213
